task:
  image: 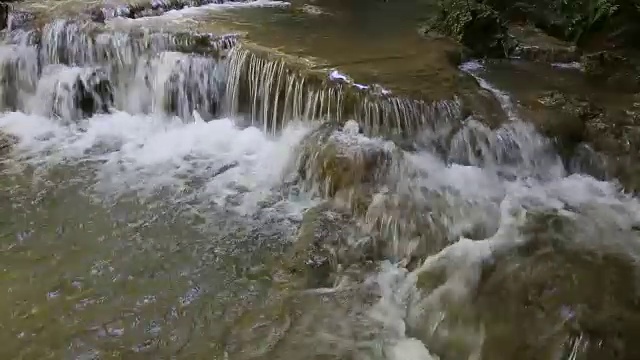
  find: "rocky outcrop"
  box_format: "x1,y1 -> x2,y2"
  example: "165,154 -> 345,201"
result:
509,24 -> 580,63
425,0 -> 640,60
295,121 -> 395,214
423,0 -> 511,58
485,0 -> 640,48
520,89 -> 640,191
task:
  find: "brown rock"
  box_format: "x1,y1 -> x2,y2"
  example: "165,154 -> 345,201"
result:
510,25 -> 581,63
477,213 -> 640,360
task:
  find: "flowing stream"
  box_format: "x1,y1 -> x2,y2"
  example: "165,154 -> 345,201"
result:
1,1 -> 640,359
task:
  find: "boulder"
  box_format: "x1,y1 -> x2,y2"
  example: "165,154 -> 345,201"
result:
476,212 -> 640,360
295,121 -> 395,214
509,25 -> 580,63
424,0 -> 511,58
522,90 -> 594,145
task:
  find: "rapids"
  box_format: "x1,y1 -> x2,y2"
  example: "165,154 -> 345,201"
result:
1,1 -> 639,359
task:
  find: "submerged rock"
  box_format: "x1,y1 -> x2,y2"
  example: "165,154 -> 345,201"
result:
280,203 -> 379,289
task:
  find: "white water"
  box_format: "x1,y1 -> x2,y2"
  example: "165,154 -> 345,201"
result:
106,0 -> 290,31
0,111 -> 313,216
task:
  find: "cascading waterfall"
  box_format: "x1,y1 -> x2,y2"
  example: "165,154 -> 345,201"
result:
0,17 -> 464,135
224,44 -> 464,136
1,3 -> 639,360
0,19 -> 235,120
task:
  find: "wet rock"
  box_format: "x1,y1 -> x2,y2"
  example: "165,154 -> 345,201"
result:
88,7 -> 106,23
39,66 -> 114,121
74,69 -> 113,118
520,89 -> 606,178
567,143 -> 609,180
295,121 -> 395,214
280,203 -> 378,289
6,10 -> 35,30
522,88 -> 640,191
523,90 -> 594,145
476,212 -> 640,360
485,0 -> 636,48
409,211 -> 640,360
161,54 -> 222,119
509,25 -> 580,63
581,51 -> 640,93
0,3 -> 8,31
457,82 -> 509,127
0,132 -> 16,155
423,0 -> 511,58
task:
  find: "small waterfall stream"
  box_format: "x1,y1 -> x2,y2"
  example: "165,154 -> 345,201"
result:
0,2 -> 639,360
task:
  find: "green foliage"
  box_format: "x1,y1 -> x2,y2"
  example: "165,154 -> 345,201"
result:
561,0 -> 620,43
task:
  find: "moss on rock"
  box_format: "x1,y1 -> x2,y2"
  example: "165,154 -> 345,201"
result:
424,0 -> 511,58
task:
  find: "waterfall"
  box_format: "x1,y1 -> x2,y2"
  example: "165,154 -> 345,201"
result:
0,15 -> 464,135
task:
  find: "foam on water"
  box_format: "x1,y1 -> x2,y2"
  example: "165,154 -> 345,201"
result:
315,88 -> 640,360
106,0 -> 290,29
0,111 -> 313,215
365,169 -> 640,359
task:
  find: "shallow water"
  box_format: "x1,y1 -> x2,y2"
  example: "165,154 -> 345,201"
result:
0,112 -> 316,358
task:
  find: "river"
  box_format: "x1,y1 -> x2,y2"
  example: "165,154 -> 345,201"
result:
1,1 -> 639,359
